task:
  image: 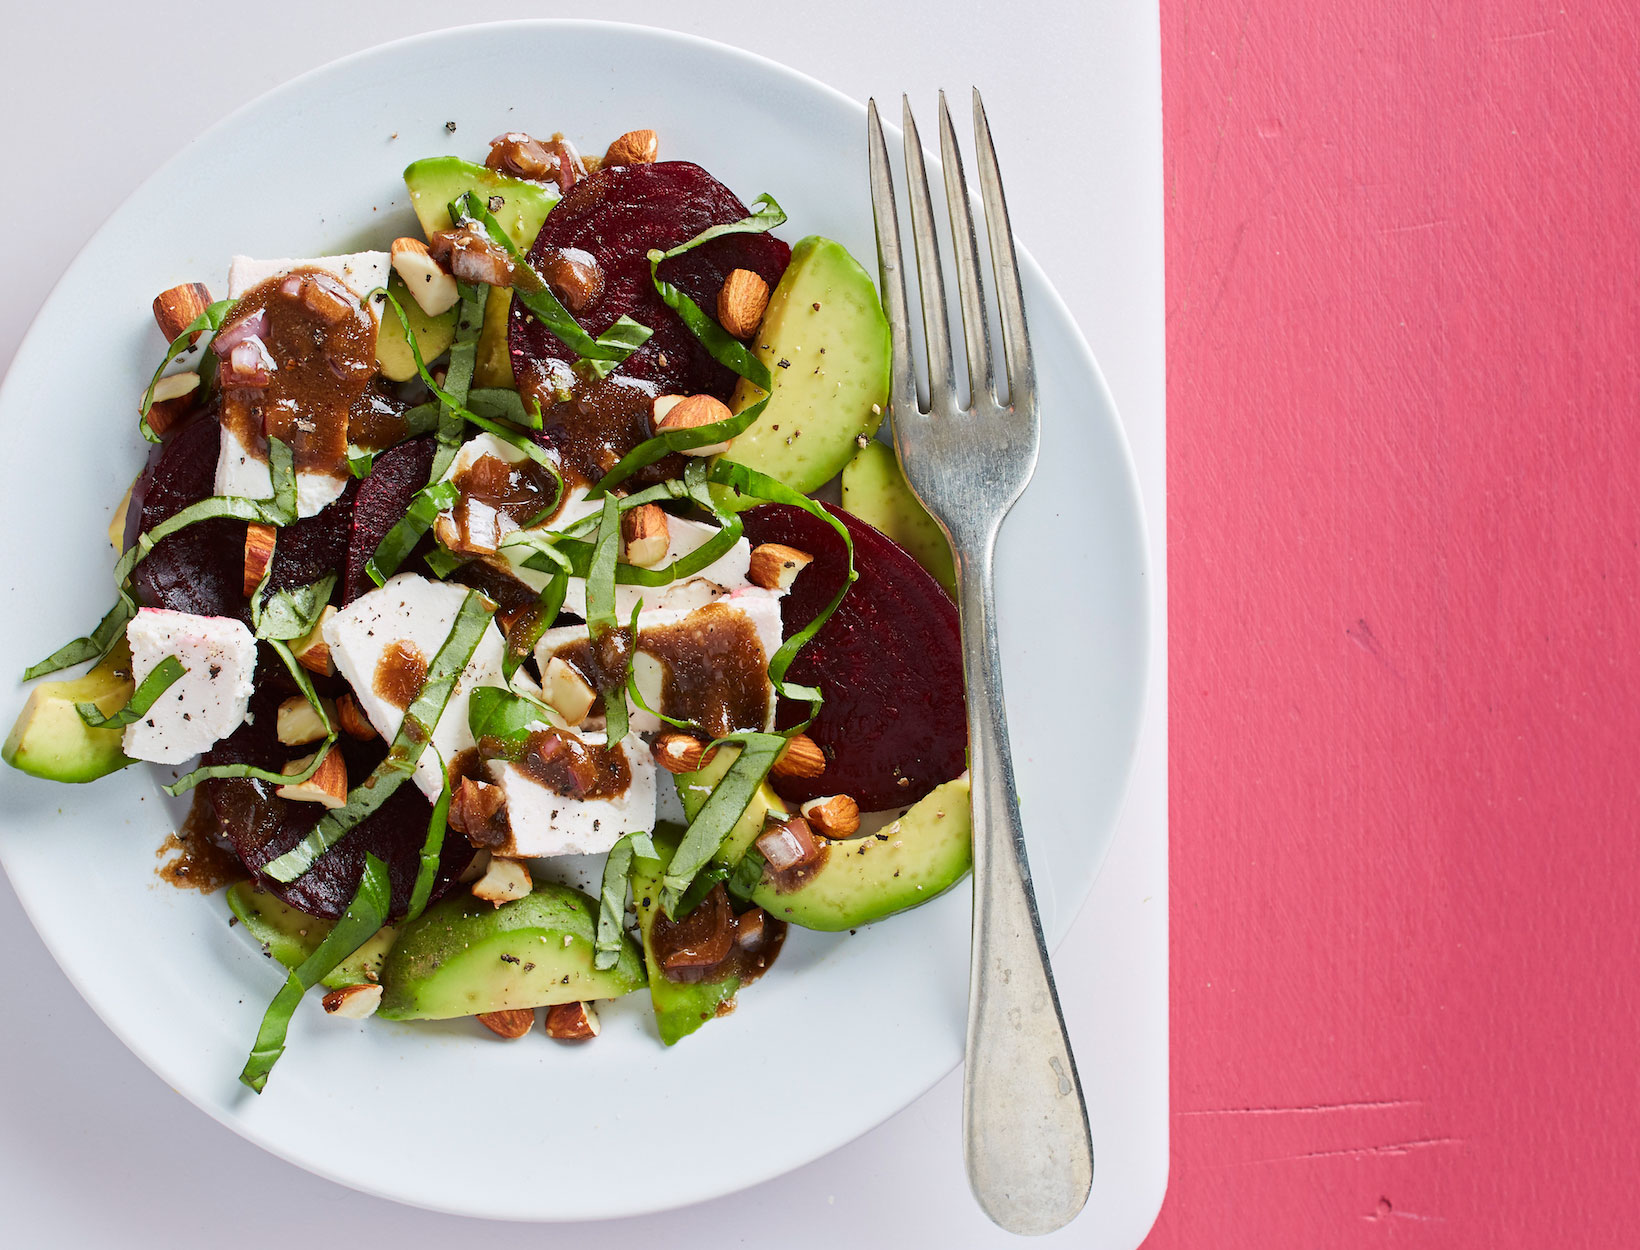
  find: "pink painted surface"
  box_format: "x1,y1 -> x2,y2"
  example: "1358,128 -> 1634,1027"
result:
1157,2 -> 1639,1245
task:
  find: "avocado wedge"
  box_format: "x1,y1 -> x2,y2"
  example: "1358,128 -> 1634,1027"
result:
841,441 -> 957,597
724,236 -> 891,493
377,882 -> 644,1021
632,830 -> 742,1045
676,750 -> 972,931
3,641 -> 134,783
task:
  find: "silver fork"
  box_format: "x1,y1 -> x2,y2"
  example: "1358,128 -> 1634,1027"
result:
867,91 -> 1093,1234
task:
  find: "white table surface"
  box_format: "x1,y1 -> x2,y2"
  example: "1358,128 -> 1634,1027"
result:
0,2 -> 1167,1245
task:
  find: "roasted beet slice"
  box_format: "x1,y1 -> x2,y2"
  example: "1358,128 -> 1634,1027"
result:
131,416 -> 356,619
741,504 -> 967,811
509,162 -> 790,481
199,684 -> 474,920
343,435 -> 436,602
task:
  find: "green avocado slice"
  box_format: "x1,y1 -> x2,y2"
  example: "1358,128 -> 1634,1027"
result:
3,640 -> 134,783
840,440 -> 957,598
226,881 -> 399,990
676,751 -> 972,932
399,156 -> 559,388
377,882 -> 644,1021
723,236 -> 891,493
632,829 -> 742,1045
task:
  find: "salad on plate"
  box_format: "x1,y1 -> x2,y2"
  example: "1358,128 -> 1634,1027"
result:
4,125 -> 971,1090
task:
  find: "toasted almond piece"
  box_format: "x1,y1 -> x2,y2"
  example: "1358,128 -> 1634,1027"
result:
544,656 -> 597,727
390,236 -> 460,316
655,393 -> 733,456
717,269 -> 771,340
621,503 -> 670,569
800,794 -> 861,837
471,855 -> 532,905
458,848 -> 493,884
276,749 -> 348,808
109,481 -> 134,553
335,691 -> 377,740
152,282 -> 213,343
756,815 -> 823,871
290,605 -> 337,677
477,1008 -> 535,1039
243,523 -> 278,599
748,543 -> 813,592
652,731 -> 715,775
545,1000 -> 601,1041
603,129 -> 658,167
321,983 -> 383,1019
276,696 -> 335,746
144,371 -> 201,437
771,732 -> 826,779
449,777 -> 507,838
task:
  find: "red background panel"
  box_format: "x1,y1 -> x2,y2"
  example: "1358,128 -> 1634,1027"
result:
1158,2 -> 1639,1245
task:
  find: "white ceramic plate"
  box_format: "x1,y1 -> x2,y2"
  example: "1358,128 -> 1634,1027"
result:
0,21 -> 1148,1221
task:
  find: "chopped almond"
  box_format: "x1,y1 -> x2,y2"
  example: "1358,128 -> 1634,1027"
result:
544,657 -> 597,727
718,269 -> 770,339
276,696 -> 334,746
603,129 -> 658,167
335,691 -> 377,740
545,1001 -> 601,1040
771,733 -> 826,779
276,749 -> 348,808
471,855 -> 532,905
449,777 -> 508,844
621,503 -> 670,569
801,794 -> 861,837
322,983 -> 383,1019
290,605 -> 337,677
652,732 -> 713,775
748,543 -> 813,592
152,282 -> 212,343
144,371 -> 200,437
477,1009 -> 534,1039
390,236 -> 460,316
654,393 -> 733,456
243,524 -> 277,599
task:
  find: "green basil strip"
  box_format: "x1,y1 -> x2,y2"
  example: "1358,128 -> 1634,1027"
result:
422,546 -> 469,580
430,281 -> 488,482
726,847 -> 766,900
673,864 -> 731,920
377,287 -> 562,479
407,778 -> 451,922
239,852 -> 391,1093
454,193 -> 651,369
75,655 -> 184,728
503,566 -> 567,682
467,685 -> 555,751
654,193 -> 787,260
710,459 -> 857,729
252,572 -> 337,642
584,495 -> 630,741
23,593 -> 136,680
165,735 -> 335,797
366,480 -> 460,587
261,591 -> 493,883
660,731 -> 786,910
594,831 -> 658,970
139,298 -> 237,443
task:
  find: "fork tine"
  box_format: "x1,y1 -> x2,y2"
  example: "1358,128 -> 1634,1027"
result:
971,89 -> 1034,409
867,99 -> 921,421
938,90 -> 994,404
901,96 -> 957,415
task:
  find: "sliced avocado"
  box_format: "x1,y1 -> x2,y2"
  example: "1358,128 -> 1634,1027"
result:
401,157 -> 558,390
377,882 -> 644,1020
677,755 -> 972,932
3,641 -> 135,783
840,441 -> 957,597
724,236 -> 891,493
376,271 -> 459,382
225,881 -> 399,990
632,829 -> 741,1045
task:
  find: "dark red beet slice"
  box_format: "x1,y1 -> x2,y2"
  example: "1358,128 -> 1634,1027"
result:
199,683 -> 474,920
509,161 -> 790,404
343,435 -> 435,602
131,416 -> 356,620
741,505 -> 968,811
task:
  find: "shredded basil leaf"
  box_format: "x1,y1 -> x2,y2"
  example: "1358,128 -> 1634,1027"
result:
239,852 -> 391,1093
584,494 -> 630,741
23,593 -> 136,680
467,685 -> 556,750
407,778 -> 451,922
454,193 -> 651,372
366,480 -> 460,586
165,735 -> 335,797
252,572 -> 337,642
139,298 -> 236,443
673,864 -> 731,919
75,654 -> 184,728
726,847 -> 766,900
503,566 -> 566,682
660,731 -> 786,911
594,830 -> 658,970
422,546 -> 469,580
430,281 -> 487,482
260,591 -> 493,883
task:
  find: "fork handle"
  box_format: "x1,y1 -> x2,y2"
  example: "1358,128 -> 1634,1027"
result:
957,530 -> 1093,1234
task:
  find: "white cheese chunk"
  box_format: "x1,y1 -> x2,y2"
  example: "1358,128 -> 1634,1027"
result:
487,730 -> 656,858
122,608 -> 257,765
227,252 -> 390,316
215,252 -> 388,519
322,574 -> 512,801
533,588 -> 785,735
